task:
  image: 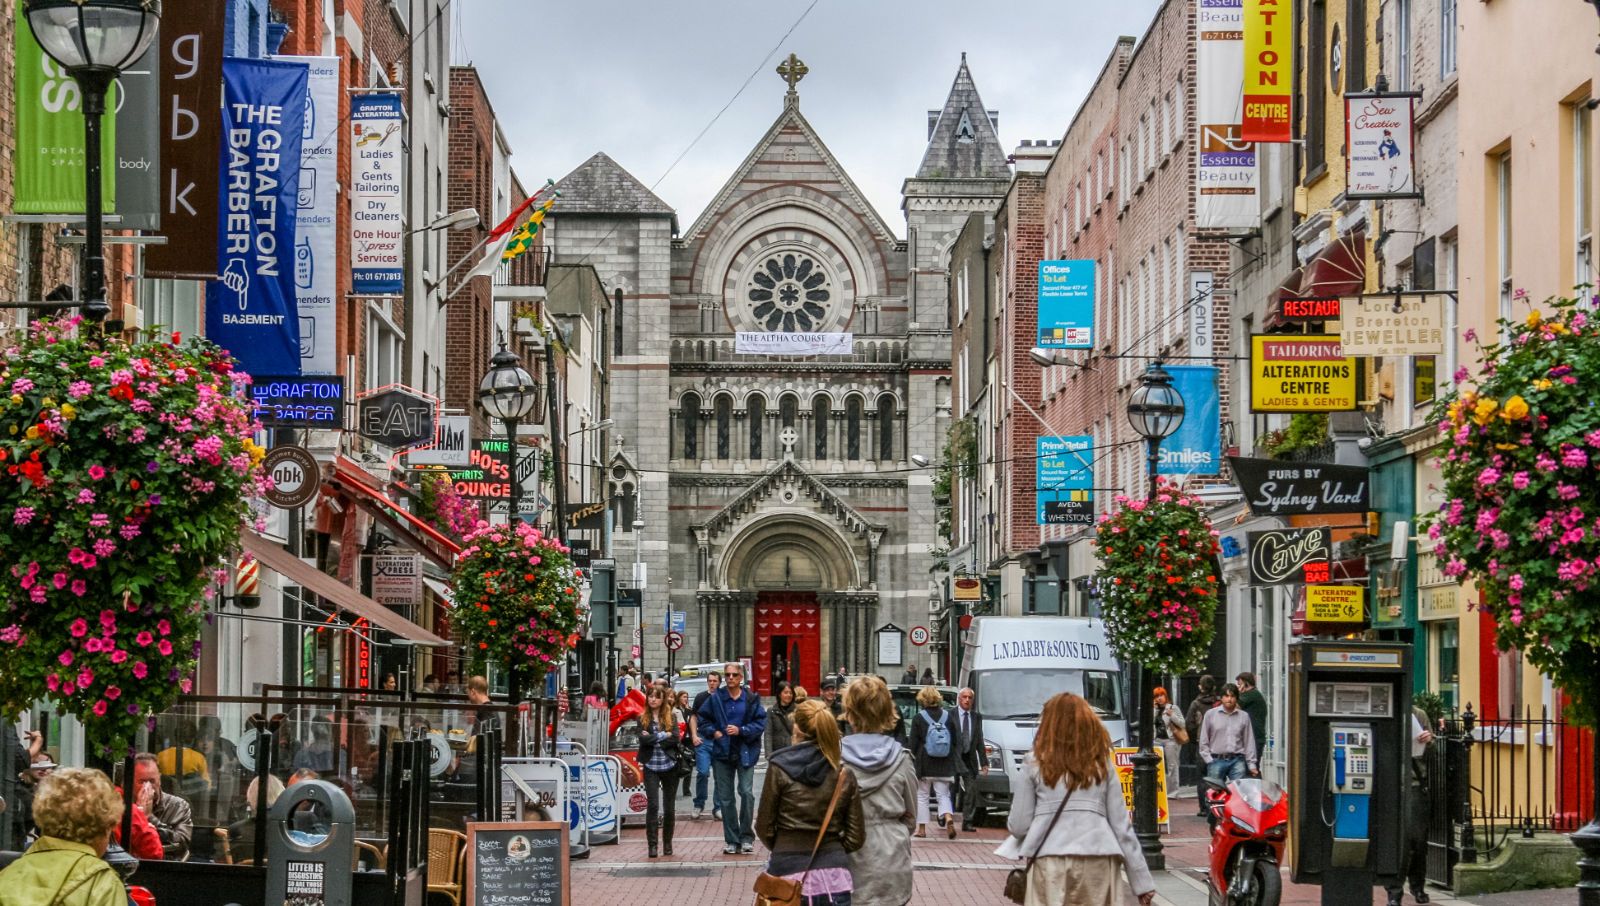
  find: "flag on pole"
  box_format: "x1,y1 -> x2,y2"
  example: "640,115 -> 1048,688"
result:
461,181 -> 556,282
501,195 -> 557,264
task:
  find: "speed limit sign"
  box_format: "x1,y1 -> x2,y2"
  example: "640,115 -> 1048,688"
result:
909,626 -> 929,646
665,631 -> 684,651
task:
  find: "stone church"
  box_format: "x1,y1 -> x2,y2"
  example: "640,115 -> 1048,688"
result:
544,56 -> 1010,691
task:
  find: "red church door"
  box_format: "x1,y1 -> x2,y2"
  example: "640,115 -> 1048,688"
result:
753,592 -> 820,696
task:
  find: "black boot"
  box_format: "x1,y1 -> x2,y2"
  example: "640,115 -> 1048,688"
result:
663,822 -> 674,856
647,822 -> 659,858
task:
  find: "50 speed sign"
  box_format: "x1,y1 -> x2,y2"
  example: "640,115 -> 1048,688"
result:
909,626 -> 929,646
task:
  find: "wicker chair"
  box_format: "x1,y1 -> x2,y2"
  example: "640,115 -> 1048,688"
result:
426,829 -> 467,906
354,839 -> 386,871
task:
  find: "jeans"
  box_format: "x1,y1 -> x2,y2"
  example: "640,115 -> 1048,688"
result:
643,767 -> 677,835
694,738 -> 714,809
802,894 -> 851,906
712,758 -> 756,846
1206,755 -> 1248,783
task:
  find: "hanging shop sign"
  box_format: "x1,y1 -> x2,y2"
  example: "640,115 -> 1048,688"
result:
1242,0 -> 1292,143
734,332 -> 853,356
1229,456 -> 1371,516
113,42 -> 160,230
206,58 -> 308,377
251,375 -> 344,428
1345,91 -> 1420,200
449,440 -> 512,500
357,385 -> 438,449
371,553 -> 423,608
1280,296 -> 1342,322
1305,585 -> 1366,623
407,415 -> 472,468
274,56 -> 340,374
952,577 -> 983,602
567,500 -> 607,533
1247,527 -> 1332,586
1036,434 -> 1094,525
1160,366 -> 1222,477
568,539 -> 593,568
1338,293 -> 1446,357
1196,0 -> 1260,230
1249,335 -> 1357,412
262,445 -> 321,509
1037,260 -> 1096,349
1188,271 -> 1215,357
146,0 -> 226,279
350,93 -> 405,294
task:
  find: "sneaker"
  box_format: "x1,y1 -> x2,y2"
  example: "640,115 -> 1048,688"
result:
713,808 -> 723,820
692,807 -> 704,820
724,844 -> 738,855
740,842 -> 754,854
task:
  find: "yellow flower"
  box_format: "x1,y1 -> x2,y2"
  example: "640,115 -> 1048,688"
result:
1527,310 -> 1543,328
1495,443 -> 1519,451
24,426 -> 39,440
1501,395 -> 1530,420
1472,397 -> 1499,426
59,403 -> 75,420
1533,379 -> 1553,391
8,395 -> 19,405
40,397 -> 55,408
8,425 -> 16,435
1548,322 -> 1567,335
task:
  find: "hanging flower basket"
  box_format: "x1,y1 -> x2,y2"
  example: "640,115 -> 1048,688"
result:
1426,292 -> 1600,726
0,320 -> 266,750
450,521 -> 582,680
1094,481 -> 1222,674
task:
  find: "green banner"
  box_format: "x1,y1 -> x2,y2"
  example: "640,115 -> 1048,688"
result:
13,0 -> 116,214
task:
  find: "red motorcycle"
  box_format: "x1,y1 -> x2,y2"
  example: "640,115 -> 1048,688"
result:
1202,776 -> 1289,906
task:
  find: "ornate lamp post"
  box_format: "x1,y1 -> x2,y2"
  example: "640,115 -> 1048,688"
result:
1124,362 -> 1186,869
23,0 -> 161,324
477,345 -> 542,523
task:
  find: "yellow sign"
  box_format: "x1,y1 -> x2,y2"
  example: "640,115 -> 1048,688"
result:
1306,584 -> 1365,623
1113,747 -> 1169,825
1242,0 -> 1292,142
1339,293 -> 1446,356
952,577 -> 983,602
1250,335 -> 1358,412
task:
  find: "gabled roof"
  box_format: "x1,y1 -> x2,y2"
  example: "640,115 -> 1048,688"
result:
695,458 -> 886,544
916,54 -> 1010,180
551,153 -> 678,229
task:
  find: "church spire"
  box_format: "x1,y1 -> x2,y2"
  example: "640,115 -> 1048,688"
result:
916,53 -> 1009,180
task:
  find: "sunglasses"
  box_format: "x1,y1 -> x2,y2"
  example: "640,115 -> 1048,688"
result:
723,672 -> 742,678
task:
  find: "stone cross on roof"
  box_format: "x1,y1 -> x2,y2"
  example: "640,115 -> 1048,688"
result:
777,53 -> 808,107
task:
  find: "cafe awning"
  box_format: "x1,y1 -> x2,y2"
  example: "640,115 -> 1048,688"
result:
1268,233 -> 1368,328
239,529 -> 450,646
422,577 -> 454,609
325,455 -> 462,570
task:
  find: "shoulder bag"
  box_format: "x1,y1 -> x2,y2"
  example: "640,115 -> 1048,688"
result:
1002,782 -> 1072,905
1169,707 -> 1191,745
670,710 -> 696,778
753,767 -> 851,906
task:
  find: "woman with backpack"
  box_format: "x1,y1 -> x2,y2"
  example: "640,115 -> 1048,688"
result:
755,699 -> 866,906
908,685 -> 958,839
638,684 -> 685,858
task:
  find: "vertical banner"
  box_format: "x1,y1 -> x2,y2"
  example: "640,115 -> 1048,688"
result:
1036,259 -> 1096,349
1242,0 -> 1292,142
350,93 -> 405,295
12,0 -> 117,213
146,0 -> 226,279
113,42 -> 160,229
1037,435 -> 1094,525
205,59 -> 308,377
1160,366 -> 1222,476
1345,93 -> 1420,199
276,56 -> 340,375
1188,271 -> 1215,358
1196,0 -> 1260,230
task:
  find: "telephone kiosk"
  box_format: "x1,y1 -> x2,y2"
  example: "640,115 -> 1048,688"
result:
1287,639 -> 1413,905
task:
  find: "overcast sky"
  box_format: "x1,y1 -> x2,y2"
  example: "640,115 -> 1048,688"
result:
456,1 -> 1164,234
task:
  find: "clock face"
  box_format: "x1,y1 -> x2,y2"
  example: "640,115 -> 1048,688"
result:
745,252 -> 834,332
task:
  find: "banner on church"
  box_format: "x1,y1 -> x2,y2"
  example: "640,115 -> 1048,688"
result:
735,332 -> 853,356
1242,0 -> 1292,142
1037,435 -> 1094,525
275,56 -> 339,374
1196,0 -> 1260,230
205,58 -> 307,377
350,92 -> 404,294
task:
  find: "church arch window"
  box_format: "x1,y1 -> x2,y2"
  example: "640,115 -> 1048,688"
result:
780,393 -> 798,428
877,395 -> 896,461
845,395 -> 863,461
680,392 -> 701,460
715,394 -> 733,460
748,394 -> 766,459
813,395 -> 831,459
613,288 -> 624,357
610,479 -> 636,531
747,251 -> 833,332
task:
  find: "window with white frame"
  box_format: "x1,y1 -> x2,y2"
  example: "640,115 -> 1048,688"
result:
366,300 -> 403,390
1395,0 -> 1412,91
1575,103 -> 1593,289
141,279 -> 202,340
1171,229 -> 1185,346
958,262 -> 970,321
1170,79 -> 1184,151
1440,0 -> 1457,77
1498,152 -> 1514,337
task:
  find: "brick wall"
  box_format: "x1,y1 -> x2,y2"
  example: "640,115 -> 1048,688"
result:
993,172 -> 1047,556
444,67 -> 501,436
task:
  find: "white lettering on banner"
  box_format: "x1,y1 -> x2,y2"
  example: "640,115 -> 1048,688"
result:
990,640 -> 1104,662
222,104 -> 286,296
1196,0 -> 1261,229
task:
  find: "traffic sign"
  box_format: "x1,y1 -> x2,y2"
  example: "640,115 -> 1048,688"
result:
909,625 -> 929,646
665,610 -> 687,633
665,631 -> 684,651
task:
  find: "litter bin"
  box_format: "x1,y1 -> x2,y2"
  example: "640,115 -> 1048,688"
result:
265,780 -> 356,906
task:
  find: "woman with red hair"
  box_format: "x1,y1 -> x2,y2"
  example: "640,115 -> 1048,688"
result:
1003,693 -> 1154,906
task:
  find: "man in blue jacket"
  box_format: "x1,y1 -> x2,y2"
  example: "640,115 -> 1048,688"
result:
696,661 -> 766,854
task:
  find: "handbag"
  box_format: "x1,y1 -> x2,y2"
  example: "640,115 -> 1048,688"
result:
752,767 -> 850,906
670,711 -> 696,778
1169,707 -> 1191,746
1002,784 -> 1072,905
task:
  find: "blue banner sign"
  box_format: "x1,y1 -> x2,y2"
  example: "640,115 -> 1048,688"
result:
251,375 -> 344,428
206,58 -> 308,377
1159,366 -> 1222,476
1037,259 -> 1096,349
1037,434 -> 1094,525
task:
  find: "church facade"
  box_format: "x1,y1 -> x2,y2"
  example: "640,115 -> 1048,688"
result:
545,57 -> 1010,690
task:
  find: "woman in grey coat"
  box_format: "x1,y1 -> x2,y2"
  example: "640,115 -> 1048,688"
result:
840,675 -> 919,906
765,682 -> 798,758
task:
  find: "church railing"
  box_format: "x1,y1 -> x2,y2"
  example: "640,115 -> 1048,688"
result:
669,334 -> 908,366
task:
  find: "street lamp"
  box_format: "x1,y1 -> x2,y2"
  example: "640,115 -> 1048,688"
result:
1124,361 -> 1186,870
23,0 -> 161,325
477,345 -> 541,523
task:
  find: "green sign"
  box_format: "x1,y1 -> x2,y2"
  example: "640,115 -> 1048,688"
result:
13,0 -> 117,214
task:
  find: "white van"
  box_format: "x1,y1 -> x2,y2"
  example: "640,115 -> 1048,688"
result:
959,616 -> 1129,815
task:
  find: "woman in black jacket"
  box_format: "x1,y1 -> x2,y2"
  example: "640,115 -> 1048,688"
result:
907,685 -> 959,839
637,684 -> 684,858
755,699 -> 866,904
765,682 -> 798,758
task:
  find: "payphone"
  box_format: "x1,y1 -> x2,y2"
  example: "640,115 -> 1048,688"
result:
1288,640 -> 1412,904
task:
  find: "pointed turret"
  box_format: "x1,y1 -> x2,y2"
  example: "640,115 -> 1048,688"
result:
916,53 -> 1009,180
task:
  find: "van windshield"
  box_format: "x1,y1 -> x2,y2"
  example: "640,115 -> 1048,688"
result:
976,669 -> 1123,720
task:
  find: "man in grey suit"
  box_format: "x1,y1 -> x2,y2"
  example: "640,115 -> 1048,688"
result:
953,687 -> 985,831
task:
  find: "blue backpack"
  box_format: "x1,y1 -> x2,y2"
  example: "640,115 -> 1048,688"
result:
921,709 -> 952,758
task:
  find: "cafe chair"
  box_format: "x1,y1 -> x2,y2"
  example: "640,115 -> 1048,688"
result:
212,828 -> 233,865
427,828 -> 468,906
354,839 -> 386,872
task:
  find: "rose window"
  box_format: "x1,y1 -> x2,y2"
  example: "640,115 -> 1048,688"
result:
747,253 -> 832,332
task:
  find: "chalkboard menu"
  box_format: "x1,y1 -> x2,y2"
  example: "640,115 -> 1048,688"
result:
466,821 -> 568,906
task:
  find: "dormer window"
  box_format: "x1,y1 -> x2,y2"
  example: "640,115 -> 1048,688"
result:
956,110 -> 976,143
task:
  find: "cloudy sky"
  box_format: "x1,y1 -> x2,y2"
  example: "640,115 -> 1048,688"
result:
456,1 -> 1163,233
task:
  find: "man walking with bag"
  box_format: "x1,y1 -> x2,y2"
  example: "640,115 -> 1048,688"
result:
697,662 -> 766,854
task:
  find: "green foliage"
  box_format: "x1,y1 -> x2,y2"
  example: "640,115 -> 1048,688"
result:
1261,413 -> 1330,458
931,419 -> 978,544
1412,690 -> 1448,726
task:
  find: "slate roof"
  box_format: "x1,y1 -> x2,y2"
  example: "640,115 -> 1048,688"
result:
916,55 -> 1010,181
551,152 -> 677,220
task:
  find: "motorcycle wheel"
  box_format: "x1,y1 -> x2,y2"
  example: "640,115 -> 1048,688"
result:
1248,861 -> 1282,906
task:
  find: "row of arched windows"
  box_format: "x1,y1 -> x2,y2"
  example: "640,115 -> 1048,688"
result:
676,392 -> 899,462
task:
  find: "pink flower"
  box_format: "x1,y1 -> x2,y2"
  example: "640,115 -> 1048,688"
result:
109,649 -> 128,664
135,631 -> 154,647
156,620 -> 171,636
88,513 -> 109,529
45,674 -> 59,692
1563,446 -> 1590,469
77,669 -> 93,689
91,701 -> 107,717
87,465 -> 105,480
179,678 -> 193,694
105,686 -> 121,700
157,640 -> 173,656
69,619 -> 88,638
69,580 -> 86,597
11,507 -> 34,526
1513,471 -> 1531,489
75,489 -> 95,505
132,662 -> 148,679
57,651 -> 73,667
99,610 -> 116,628
93,539 -> 115,557
51,573 -> 67,590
